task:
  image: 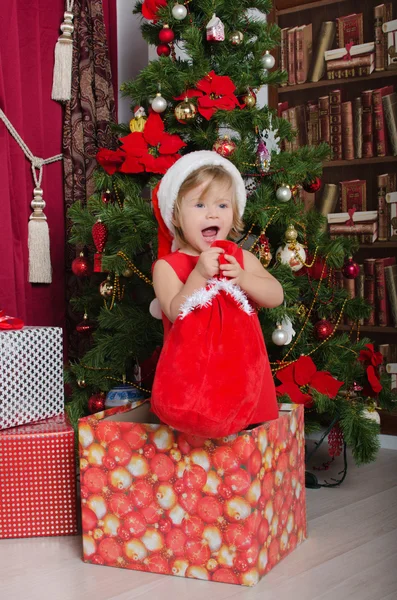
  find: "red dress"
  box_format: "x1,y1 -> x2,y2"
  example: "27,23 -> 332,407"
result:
151,244 -> 279,437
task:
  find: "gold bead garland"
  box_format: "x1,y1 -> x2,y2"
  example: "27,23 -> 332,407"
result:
109,274 -> 124,310
117,251 -> 153,286
80,364 -> 151,394
113,183 -> 124,210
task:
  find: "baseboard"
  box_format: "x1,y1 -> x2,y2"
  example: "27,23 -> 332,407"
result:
306,431 -> 397,451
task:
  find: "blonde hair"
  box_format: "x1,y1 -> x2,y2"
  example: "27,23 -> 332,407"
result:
172,165 -> 244,245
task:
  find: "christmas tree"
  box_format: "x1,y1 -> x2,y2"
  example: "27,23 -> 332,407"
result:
66,0 -> 394,472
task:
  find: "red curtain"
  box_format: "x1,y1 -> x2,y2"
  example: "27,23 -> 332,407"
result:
0,0 -> 65,326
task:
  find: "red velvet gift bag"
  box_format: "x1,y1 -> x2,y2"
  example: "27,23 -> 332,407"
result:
151,242 -> 278,437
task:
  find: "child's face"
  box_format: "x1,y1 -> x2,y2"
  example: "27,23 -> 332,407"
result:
176,177 -> 235,253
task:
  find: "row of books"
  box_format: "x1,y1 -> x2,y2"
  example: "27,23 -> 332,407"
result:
281,5 -> 395,86
337,258 -> 397,327
278,87 -> 397,160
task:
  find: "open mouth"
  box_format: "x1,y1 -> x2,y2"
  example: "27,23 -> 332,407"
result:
201,226 -> 219,242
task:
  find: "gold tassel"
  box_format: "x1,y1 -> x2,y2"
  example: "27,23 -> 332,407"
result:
28,188 -> 52,283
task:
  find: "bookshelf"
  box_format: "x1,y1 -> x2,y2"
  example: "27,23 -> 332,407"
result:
270,0 -> 397,433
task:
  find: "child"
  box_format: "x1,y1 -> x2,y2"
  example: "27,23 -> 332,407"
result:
151,150 -> 283,437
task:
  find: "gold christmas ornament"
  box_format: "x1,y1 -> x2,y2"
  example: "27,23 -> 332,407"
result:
99,277 -> 114,297
129,106 -> 147,133
77,379 -> 86,388
122,267 -> 134,278
242,90 -> 256,108
229,30 -> 244,45
174,98 -> 197,124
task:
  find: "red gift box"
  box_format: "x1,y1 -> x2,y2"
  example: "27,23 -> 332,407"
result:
0,413 -> 78,539
78,402 -> 306,586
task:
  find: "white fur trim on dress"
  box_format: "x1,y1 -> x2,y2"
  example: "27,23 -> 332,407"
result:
157,150 -> 247,236
178,278 -> 254,319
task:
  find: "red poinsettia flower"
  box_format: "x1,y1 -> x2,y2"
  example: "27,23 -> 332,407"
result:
276,355 -> 344,408
119,112 -> 186,175
141,0 -> 167,22
175,71 -> 241,120
358,343 -> 383,394
96,148 -> 126,175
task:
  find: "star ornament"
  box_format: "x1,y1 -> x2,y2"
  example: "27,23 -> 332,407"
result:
119,113 -> 187,175
358,343 -> 383,395
276,355 -> 344,408
175,71 -> 241,120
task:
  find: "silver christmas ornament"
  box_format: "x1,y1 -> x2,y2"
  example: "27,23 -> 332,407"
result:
172,4 -> 187,20
151,93 -> 167,113
272,325 -> 288,346
262,51 -> 275,69
276,184 -> 292,202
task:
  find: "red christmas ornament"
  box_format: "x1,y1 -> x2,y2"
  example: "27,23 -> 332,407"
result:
302,177 -> 322,193
342,256 -> 359,279
76,314 -> 96,334
314,319 -> 334,340
102,189 -> 113,204
72,253 -> 92,277
156,43 -> 171,57
159,25 -> 175,43
88,393 -> 106,414
212,136 -> 236,158
92,219 -> 108,272
328,423 -> 344,457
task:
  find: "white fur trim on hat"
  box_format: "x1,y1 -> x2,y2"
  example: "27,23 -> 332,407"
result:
157,150 -> 246,236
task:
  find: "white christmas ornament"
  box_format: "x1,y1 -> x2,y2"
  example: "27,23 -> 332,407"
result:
151,93 -> 167,113
263,51 -> 275,69
172,4 -> 187,20
272,324 -> 288,346
362,408 -> 381,425
276,184 -> 292,202
262,115 -> 281,155
206,14 -> 225,41
280,317 -> 296,345
276,242 -> 306,272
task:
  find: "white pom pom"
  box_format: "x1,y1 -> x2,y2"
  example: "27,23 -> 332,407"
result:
150,298 -> 162,320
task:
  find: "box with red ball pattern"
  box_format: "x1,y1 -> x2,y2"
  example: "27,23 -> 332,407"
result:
78,402 -> 306,586
0,413 -> 78,539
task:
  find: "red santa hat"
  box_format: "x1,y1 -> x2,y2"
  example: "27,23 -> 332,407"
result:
152,150 -> 247,258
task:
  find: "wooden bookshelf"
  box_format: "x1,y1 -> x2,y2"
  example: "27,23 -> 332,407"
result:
272,0 -> 397,433
278,69 -> 397,94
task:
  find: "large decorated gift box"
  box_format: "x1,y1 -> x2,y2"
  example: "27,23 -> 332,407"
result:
0,326 -> 64,430
78,402 -> 306,586
0,413 -> 78,539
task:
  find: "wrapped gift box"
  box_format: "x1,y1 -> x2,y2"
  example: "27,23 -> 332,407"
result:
0,413 -> 78,539
0,327 -> 64,430
78,402 -> 306,586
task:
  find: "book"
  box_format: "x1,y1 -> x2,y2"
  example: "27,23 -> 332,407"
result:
325,42 -> 375,62
295,24 -> 312,85
341,101 -> 354,160
287,28 -> 297,86
317,184 -> 338,216
277,101 -> 288,118
382,93 -> 397,155
340,180 -> 367,211
336,14 -> 364,48
288,107 -> 299,151
361,90 -> 374,158
353,97 -> 363,159
309,21 -> 336,82
281,106 -> 291,152
386,30 -> 397,69
386,190 -> 397,239
373,85 -> 394,156
378,174 -> 389,240
356,264 -> 365,325
375,5 -> 390,70
295,105 -> 308,147
364,258 -> 376,326
325,54 -> 374,71
307,102 -> 319,146
319,96 -> 330,145
343,276 -> 356,325
280,28 -> 289,86
329,222 -> 377,235
326,64 -> 375,79
375,257 -> 396,326
385,264 -> 397,327
329,89 -> 342,159
378,344 -> 391,372
327,210 -> 378,224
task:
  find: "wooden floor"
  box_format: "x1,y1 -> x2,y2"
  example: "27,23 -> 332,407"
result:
1,445 -> 397,600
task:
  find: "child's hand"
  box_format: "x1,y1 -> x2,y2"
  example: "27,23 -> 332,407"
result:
195,247 -> 224,280
220,254 -> 245,286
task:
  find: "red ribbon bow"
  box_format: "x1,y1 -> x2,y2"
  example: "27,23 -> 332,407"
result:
343,42 -> 354,61
0,310 -> 24,330
345,207 -> 356,226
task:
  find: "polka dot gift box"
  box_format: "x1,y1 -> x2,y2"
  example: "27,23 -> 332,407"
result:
0,412 -> 78,539
0,327 -> 64,430
78,402 -> 306,586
